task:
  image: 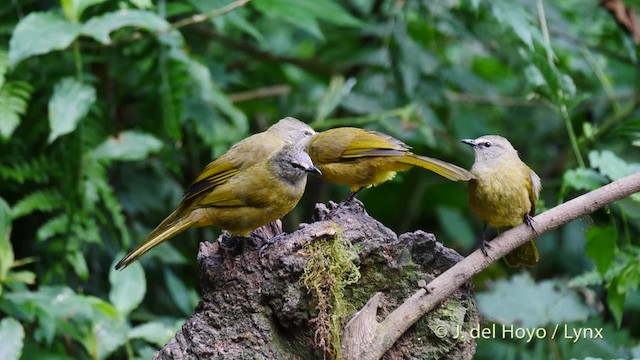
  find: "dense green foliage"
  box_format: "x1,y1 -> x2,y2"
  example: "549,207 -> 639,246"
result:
1,0 -> 639,358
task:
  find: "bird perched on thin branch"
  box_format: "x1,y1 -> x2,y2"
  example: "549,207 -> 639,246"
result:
115,118 -> 319,269
462,135 -> 542,267
307,127 -> 474,199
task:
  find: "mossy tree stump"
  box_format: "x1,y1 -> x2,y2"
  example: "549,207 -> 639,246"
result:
154,201 -> 479,360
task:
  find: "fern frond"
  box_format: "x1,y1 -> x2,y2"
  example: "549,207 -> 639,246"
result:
0,155 -> 52,184
36,213 -> 70,241
0,49 -> 8,88
12,189 -> 65,219
0,80 -> 33,139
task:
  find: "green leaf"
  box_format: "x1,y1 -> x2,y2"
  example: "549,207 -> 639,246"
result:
585,225 -> 617,277
491,1 -> 536,49
61,0 -> 108,22
109,257 -> 146,316
0,197 -> 14,292
253,0 -> 362,39
92,131 -> 163,161
0,81 -> 33,139
315,75 -> 350,123
569,269 -> 603,288
7,270 -> 36,285
607,277 -> 625,328
477,273 -> 593,327
0,50 -> 8,88
164,268 -> 196,316
589,150 -> 640,180
190,0 -> 264,43
9,12 -> 82,67
0,317 -> 24,360
562,168 -> 608,193
129,320 -> 180,346
12,189 -> 65,219
81,9 -> 170,45
67,250 -> 89,281
48,77 -> 96,143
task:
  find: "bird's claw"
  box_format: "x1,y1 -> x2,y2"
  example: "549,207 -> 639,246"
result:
524,214 -> 538,235
258,232 -> 287,257
480,240 -> 492,256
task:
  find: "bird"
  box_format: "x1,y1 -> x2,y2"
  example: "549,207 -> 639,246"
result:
306,127 -> 474,199
115,119 -> 319,269
462,135 -> 542,267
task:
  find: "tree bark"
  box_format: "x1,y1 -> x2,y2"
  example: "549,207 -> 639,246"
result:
154,201 -> 479,359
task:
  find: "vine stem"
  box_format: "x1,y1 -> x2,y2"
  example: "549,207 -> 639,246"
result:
537,0 -> 585,167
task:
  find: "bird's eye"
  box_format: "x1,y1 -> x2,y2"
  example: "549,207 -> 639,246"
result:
291,162 -> 305,170
484,141 -> 492,147
303,130 -> 313,136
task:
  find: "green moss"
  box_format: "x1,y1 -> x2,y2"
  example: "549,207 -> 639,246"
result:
300,225 -> 360,359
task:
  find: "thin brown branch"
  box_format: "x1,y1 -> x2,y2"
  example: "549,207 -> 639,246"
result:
170,0 -> 252,30
342,171 -> 640,360
228,85 -> 291,103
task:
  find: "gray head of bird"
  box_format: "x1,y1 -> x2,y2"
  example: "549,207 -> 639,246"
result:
461,135 -> 519,162
270,143 -> 322,183
269,117 -> 316,144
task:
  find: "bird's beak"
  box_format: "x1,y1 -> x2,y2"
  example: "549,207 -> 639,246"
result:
306,165 -> 322,175
461,139 -> 476,147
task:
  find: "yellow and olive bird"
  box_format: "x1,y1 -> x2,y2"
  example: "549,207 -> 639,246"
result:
307,127 -> 474,198
462,135 -> 541,267
115,118 -> 318,269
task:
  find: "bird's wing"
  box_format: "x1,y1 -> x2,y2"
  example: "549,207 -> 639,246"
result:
184,133 -> 283,201
183,161 -> 239,201
340,130 -> 408,158
528,169 -> 542,215
195,188 -> 247,207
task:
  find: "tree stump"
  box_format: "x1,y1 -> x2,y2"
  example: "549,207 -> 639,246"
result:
154,201 -> 479,359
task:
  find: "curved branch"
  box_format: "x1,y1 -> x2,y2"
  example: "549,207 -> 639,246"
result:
342,171 -> 640,360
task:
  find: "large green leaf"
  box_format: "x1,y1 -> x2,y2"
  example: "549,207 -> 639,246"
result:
585,225 -> 617,277
9,12 -> 82,67
92,131 -> 163,162
0,318 -> 24,360
109,257 -> 146,316
48,77 -> 96,143
477,273 -> 594,327
589,150 -> 640,180
81,9 -> 170,45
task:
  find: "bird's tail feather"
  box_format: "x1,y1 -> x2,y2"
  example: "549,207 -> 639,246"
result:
115,209 -> 195,270
401,154 -> 475,181
504,240 -> 539,267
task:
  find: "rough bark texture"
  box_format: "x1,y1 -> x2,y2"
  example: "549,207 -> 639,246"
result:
154,201 -> 479,360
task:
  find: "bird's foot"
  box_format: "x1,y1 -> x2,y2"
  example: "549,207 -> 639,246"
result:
480,240 -> 492,257
258,232 -> 288,256
524,214 -> 539,235
340,197 -> 364,209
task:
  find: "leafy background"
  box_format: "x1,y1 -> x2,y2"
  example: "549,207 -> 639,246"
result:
1,0 -> 640,358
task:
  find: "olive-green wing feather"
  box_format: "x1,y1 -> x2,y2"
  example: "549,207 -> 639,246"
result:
340,130 -> 409,158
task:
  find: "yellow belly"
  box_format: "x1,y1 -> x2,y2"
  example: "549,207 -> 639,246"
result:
468,165 -> 532,228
